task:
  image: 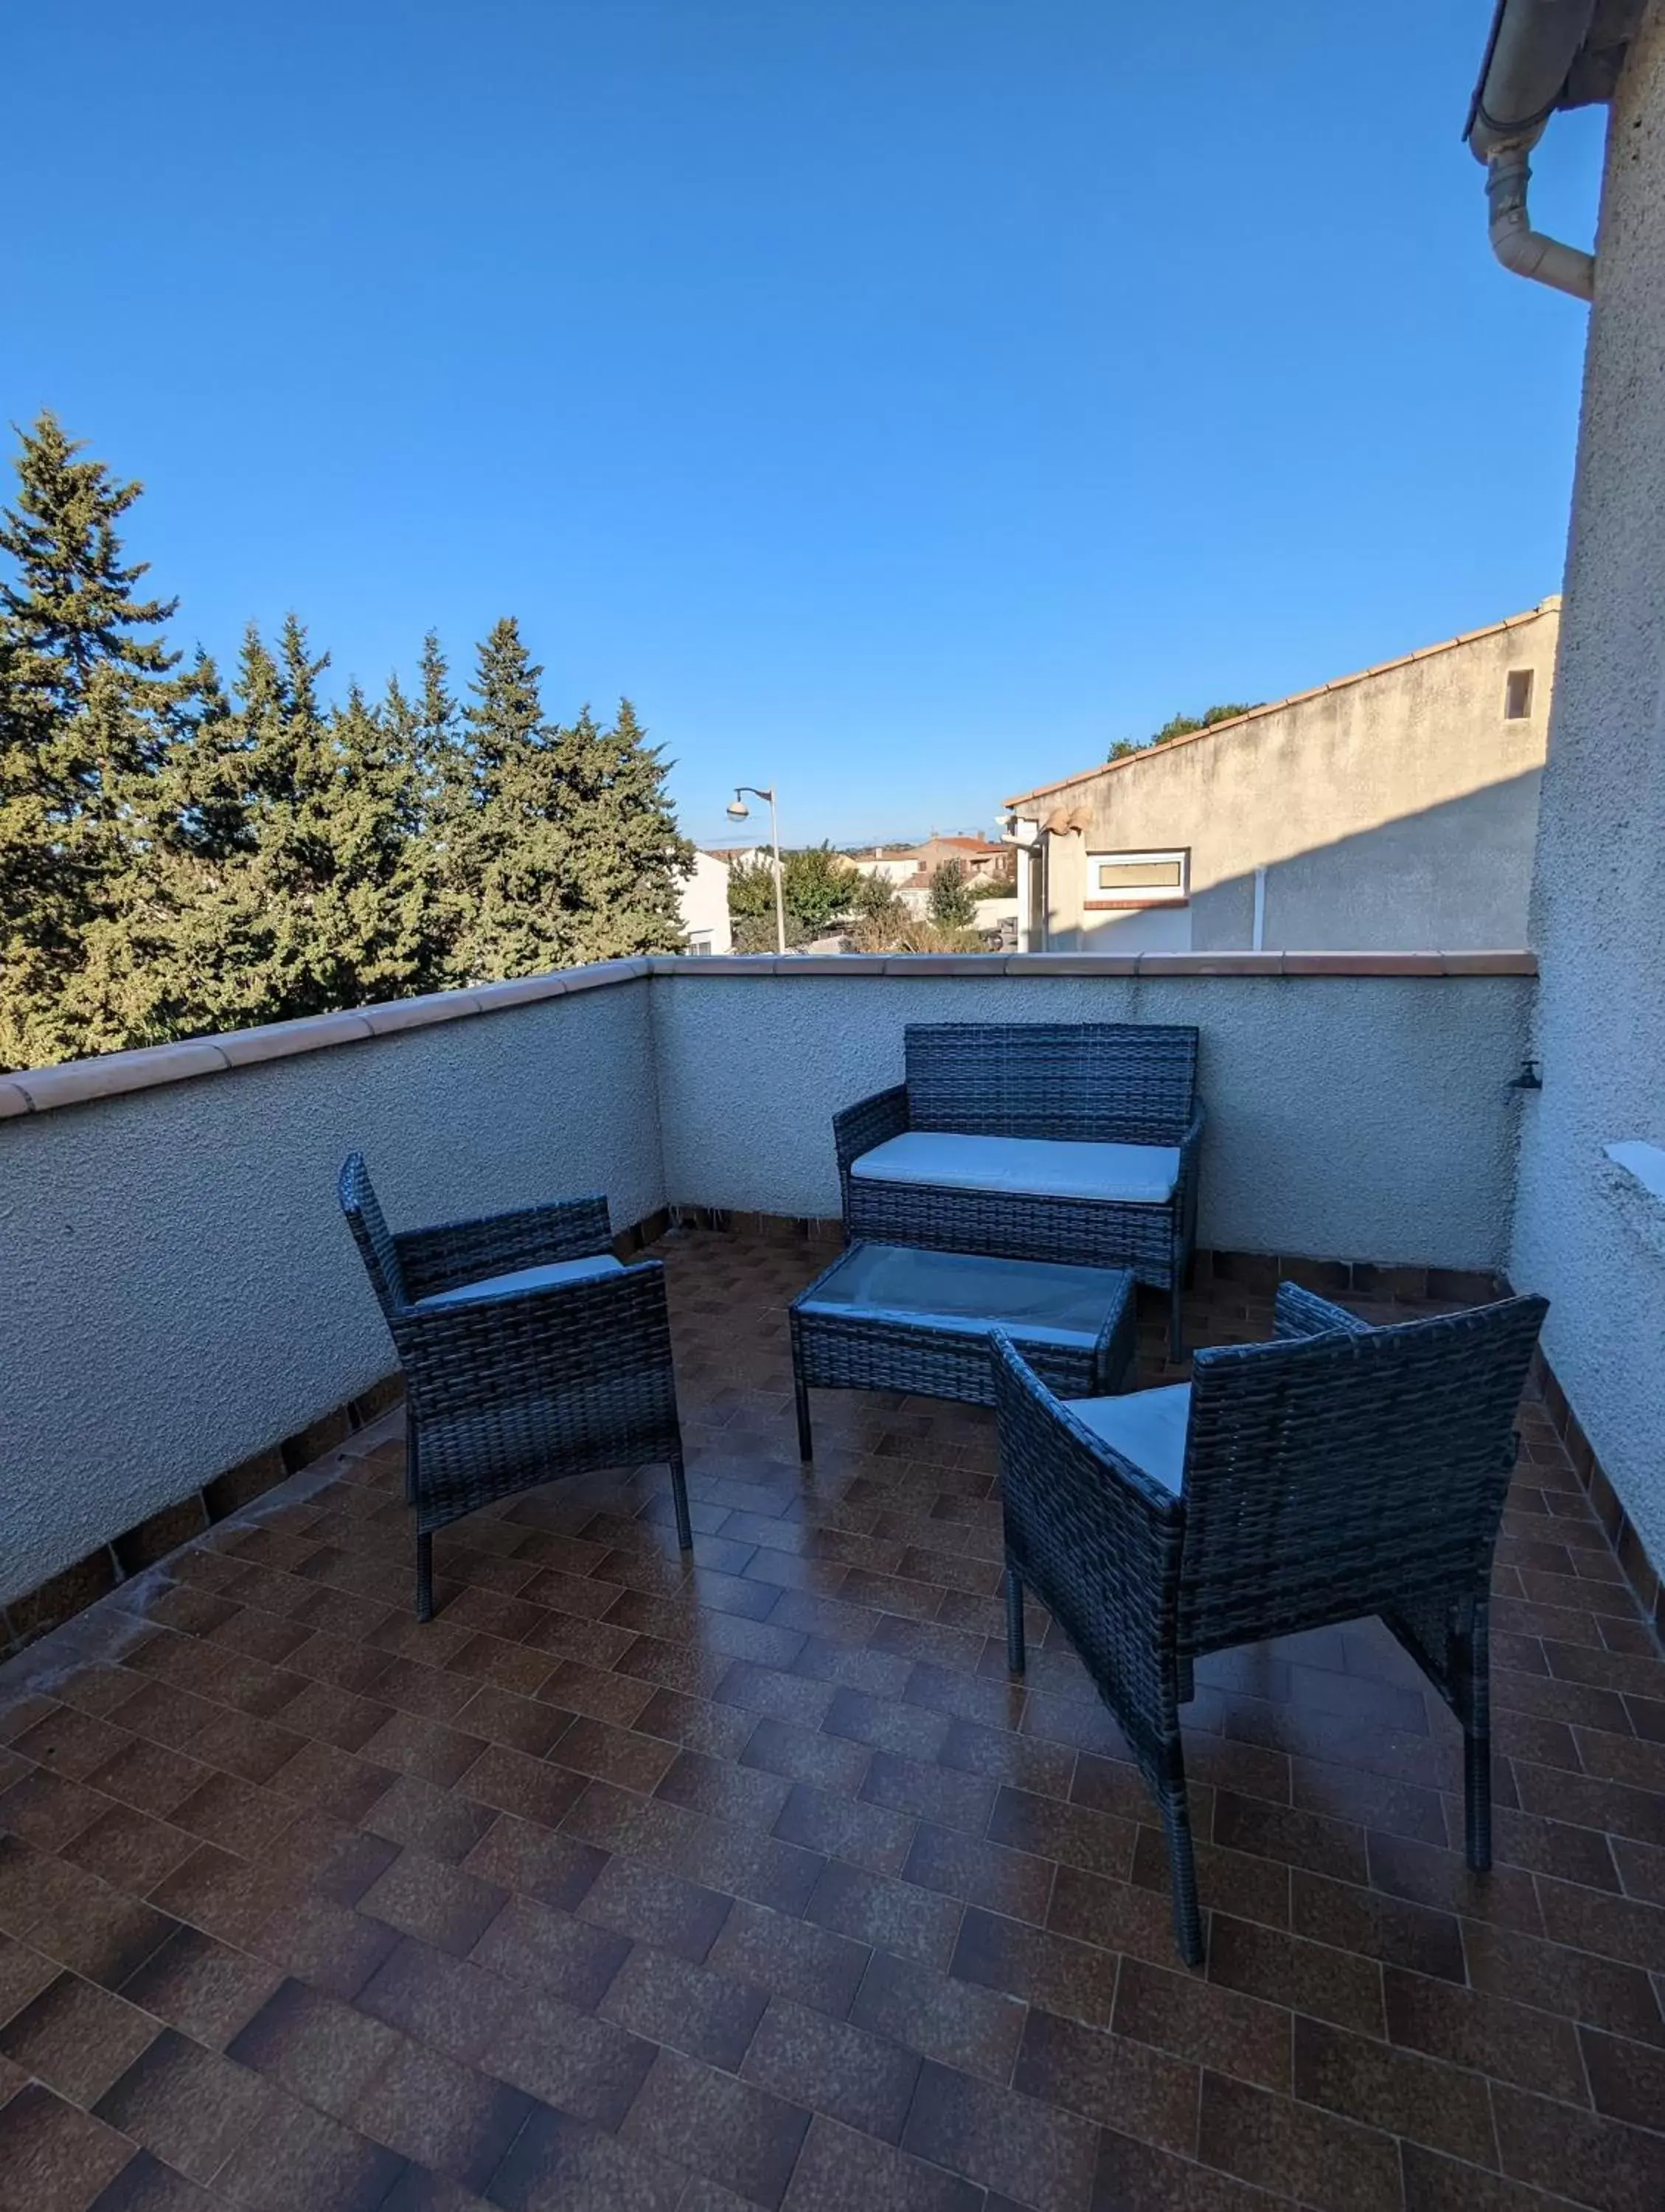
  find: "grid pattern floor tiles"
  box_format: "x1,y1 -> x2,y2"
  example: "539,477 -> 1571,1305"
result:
0,1229 -> 1661,2212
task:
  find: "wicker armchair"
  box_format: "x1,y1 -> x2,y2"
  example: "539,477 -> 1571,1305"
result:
991,1281 -> 1548,1966
834,1023 -> 1204,1356
338,1154 -> 689,1621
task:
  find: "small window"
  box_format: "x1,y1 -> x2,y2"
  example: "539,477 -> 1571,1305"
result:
1083,849 -> 1189,908
1504,669 -> 1534,720
688,933 -> 714,956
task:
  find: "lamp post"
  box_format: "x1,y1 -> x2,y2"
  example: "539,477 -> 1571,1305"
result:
726,785 -> 786,956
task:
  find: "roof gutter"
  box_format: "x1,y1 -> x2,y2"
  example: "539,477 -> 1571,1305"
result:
1466,0 -> 1598,301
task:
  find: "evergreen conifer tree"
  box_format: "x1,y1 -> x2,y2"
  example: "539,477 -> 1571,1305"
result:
0,411 -> 178,717
329,680 -> 437,1003
561,697 -> 693,961
416,633 -> 470,832
0,411 -> 204,1064
1,415 -> 700,1062
223,619 -> 434,1021
456,617 -> 576,979
0,613 -> 80,1065
63,650 -> 257,1047
385,630 -> 472,989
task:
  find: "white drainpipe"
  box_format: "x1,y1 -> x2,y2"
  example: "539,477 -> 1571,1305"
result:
1484,147 -> 1594,300
1467,0 -> 1598,302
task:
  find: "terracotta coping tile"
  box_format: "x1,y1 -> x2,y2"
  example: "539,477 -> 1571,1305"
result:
0,950 -> 1539,1117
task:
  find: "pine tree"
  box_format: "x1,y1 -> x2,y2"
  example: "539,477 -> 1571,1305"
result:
416,633 -> 470,833
456,617 -> 574,980
223,618 -> 435,1022
61,652 -> 253,1048
0,411 -> 178,717
120,649 -> 271,1039
567,697 -> 693,961
1,415 -> 700,1060
324,681 -> 434,1005
0,411 -> 203,1066
0,613 -> 82,1065
384,631 -> 471,990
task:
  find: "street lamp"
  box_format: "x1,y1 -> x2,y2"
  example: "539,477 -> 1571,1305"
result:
726,785 -> 786,956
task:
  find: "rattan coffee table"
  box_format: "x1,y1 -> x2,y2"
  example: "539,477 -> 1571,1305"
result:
789,1239 -> 1137,1459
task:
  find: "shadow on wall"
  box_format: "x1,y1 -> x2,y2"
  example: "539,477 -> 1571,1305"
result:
1068,771 -> 1543,953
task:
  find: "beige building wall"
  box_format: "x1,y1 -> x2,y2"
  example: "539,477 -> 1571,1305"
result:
677,850 -> 733,955
1010,602 -> 1559,952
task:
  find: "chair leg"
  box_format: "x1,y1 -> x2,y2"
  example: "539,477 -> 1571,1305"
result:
1456,1617 -> 1492,1871
404,1420 -> 418,1509
1158,1738 -> 1205,1967
415,1531 -> 434,1624
795,1377 -> 813,1462
1463,1725 -> 1492,1872
668,1450 -> 694,1553
1168,1276 -> 1184,1362
1004,1565 -> 1026,1674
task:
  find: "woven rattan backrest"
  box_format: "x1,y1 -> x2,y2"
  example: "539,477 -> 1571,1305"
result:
1176,1295 -> 1547,1654
991,1333 -> 1183,1767
338,1152 -> 408,1318
903,1023 -> 1198,1144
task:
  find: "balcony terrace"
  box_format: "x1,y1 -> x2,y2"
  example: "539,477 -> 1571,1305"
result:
1,954 -> 1661,2211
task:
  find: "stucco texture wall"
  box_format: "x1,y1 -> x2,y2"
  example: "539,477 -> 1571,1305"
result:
1022,610 -> 1557,953
0,981 -> 662,1605
1510,5 -> 1665,1573
651,972 -> 1532,1267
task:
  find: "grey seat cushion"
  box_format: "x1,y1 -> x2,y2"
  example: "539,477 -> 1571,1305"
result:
1063,1382 -> 1192,1494
850,1130 -> 1180,1206
415,1253 -> 625,1309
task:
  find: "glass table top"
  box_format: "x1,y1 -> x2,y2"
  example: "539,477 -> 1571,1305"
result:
795,1242 -> 1128,1348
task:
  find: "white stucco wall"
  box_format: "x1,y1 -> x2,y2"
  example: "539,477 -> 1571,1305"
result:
1509,5 -> 1665,1573
0,981 -> 662,1605
651,971 -> 1532,1266
678,851 -> 733,955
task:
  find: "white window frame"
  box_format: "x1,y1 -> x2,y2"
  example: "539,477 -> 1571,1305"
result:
1083,847 -> 1190,908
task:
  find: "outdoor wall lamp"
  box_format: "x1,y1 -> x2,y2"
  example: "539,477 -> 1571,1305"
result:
726,785 -> 787,956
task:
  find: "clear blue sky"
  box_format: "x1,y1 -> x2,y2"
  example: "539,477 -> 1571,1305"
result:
5,1 -> 1605,850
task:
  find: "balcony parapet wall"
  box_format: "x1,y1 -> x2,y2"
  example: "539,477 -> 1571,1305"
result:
0,952 -> 1535,1118
1,952 -> 1538,1616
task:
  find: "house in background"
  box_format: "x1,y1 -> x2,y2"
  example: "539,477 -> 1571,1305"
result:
849,831 -> 1010,914
1007,599 -> 1560,953
677,849 -> 732,955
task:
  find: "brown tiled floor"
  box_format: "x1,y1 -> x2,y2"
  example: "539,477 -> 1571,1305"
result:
1,1231 -> 1663,2211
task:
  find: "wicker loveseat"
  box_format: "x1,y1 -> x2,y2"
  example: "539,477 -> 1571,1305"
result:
834,1022 -> 1205,1354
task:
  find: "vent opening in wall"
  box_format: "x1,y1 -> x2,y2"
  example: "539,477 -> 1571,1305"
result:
1504,669 -> 1534,720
